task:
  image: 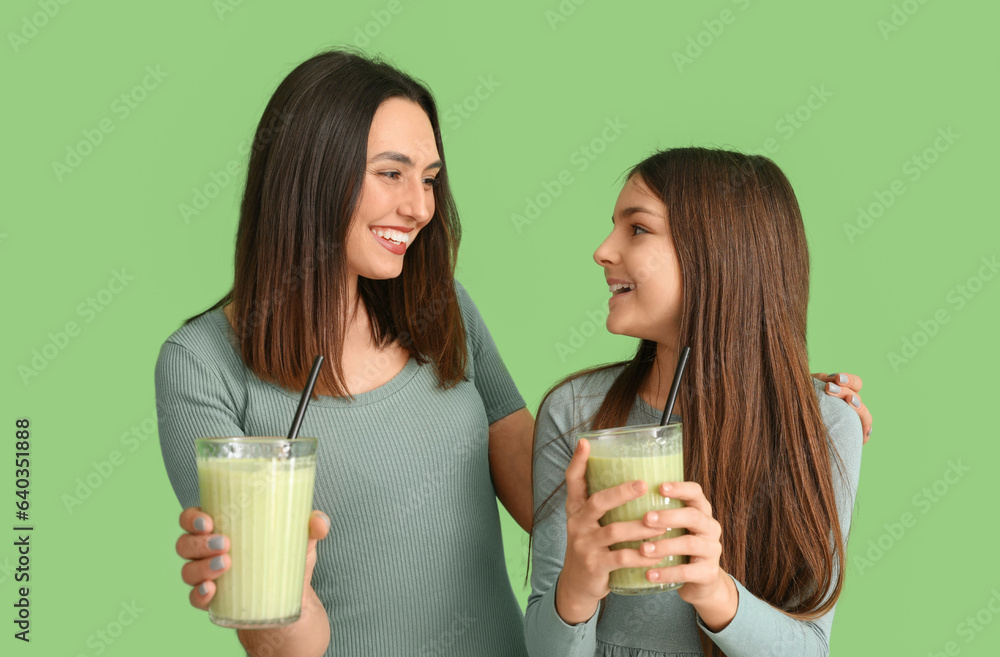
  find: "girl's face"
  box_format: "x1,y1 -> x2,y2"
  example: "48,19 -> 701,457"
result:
345,97 -> 442,280
594,176 -> 682,343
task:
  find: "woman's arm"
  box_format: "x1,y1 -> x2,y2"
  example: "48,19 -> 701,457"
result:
488,407 -> 535,532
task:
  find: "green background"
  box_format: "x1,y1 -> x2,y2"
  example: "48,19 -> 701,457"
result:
3,0 -> 997,655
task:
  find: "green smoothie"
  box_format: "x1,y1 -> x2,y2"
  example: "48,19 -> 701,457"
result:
196,440 -> 317,628
584,427 -> 688,595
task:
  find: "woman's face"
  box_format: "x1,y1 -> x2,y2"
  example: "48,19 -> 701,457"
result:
593,175 -> 682,343
345,97 -> 442,280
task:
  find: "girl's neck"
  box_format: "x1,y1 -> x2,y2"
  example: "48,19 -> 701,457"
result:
640,341 -> 683,414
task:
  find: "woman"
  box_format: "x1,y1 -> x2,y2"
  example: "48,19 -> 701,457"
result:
524,148 -> 864,656
156,51 -> 869,656
156,49 -> 535,657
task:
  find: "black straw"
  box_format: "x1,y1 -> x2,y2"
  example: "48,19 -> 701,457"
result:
288,355 -> 324,440
659,346 -> 691,426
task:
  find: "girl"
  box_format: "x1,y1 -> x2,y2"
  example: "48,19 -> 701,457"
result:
525,147 -> 864,656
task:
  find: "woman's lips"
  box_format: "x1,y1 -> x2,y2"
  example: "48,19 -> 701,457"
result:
371,230 -> 407,255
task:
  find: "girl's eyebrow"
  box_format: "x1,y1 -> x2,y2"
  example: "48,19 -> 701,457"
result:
613,206 -> 663,223
370,150 -> 443,170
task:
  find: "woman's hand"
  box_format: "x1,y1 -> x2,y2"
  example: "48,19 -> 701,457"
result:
640,481 -> 738,632
812,371 -> 872,443
177,506 -> 332,656
555,438 -> 665,625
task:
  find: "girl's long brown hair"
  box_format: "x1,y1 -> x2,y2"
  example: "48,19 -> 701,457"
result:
183,49 -> 467,396
530,148 -> 848,656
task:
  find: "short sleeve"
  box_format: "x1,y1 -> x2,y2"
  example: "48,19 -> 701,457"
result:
454,280 -> 526,424
155,340 -> 246,510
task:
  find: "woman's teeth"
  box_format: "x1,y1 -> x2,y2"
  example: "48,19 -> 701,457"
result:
370,228 -> 410,245
609,282 -> 635,295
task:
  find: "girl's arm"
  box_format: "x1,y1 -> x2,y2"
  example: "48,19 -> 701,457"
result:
641,383 -> 865,656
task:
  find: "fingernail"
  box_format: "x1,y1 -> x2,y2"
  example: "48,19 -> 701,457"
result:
660,483 -> 671,494
827,383 -> 841,394
198,583 -> 208,596
632,481 -> 645,493
867,426 -> 872,438
851,395 -> 861,408
210,556 -> 225,571
194,517 -> 207,532
647,570 -> 660,581
317,513 -> 331,530
647,511 -> 658,523
837,373 -> 849,385
642,542 -> 655,555
208,536 -> 225,550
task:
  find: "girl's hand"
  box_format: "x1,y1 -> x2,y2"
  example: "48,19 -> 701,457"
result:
640,481 -> 738,631
812,371 -> 872,443
177,507 -> 331,611
556,438 -> 665,625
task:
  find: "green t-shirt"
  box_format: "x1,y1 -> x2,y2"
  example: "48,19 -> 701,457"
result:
155,280 -> 528,657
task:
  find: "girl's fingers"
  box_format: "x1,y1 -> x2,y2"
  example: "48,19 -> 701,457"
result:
647,505 -> 719,537
584,480 -> 647,524
179,507 -> 213,534
176,533 -> 229,560
189,580 -> 215,610
603,548 -> 663,571
596,519 -> 671,548
564,439 -> 591,515
645,562 -> 697,585
638,534 -> 717,560
181,554 -> 230,587
655,482 -> 714,519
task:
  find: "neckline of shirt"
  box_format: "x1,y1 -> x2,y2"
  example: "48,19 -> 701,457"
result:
207,308 -> 423,409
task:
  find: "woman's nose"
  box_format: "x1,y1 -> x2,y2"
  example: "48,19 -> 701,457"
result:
398,178 -> 433,224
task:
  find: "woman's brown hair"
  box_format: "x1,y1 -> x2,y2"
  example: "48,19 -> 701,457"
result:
184,49 -> 466,397
530,147 -> 848,656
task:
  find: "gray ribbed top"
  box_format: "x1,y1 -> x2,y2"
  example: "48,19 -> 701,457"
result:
524,367 -> 864,657
155,280 -> 529,656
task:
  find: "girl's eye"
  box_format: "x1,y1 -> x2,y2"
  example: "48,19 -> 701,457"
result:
631,224 -> 648,236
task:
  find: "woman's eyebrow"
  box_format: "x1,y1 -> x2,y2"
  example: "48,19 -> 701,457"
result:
370,150 -> 443,170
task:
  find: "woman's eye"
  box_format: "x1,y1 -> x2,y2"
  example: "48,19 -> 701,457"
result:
631,224 -> 648,236
423,177 -> 440,187
380,171 -> 401,180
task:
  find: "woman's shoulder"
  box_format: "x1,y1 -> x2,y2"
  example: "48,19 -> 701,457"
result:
156,308 -> 241,377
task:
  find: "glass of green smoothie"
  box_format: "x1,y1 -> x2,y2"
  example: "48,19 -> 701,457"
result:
195,437 -> 318,628
582,423 -> 687,595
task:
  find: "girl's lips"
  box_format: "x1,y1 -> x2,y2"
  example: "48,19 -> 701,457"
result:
372,229 -> 407,255
608,288 -> 633,306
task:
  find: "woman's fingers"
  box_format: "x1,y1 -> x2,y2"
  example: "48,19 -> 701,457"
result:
179,507 -> 213,534
308,510 -> 331,540
189,580 -> 215,610
814,371 -> 863,392
564,439 -> 591,515
654,482 -> 714,520
176,533 -> 229,560
181,553 -> 230,586
823,382 -> 873,443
